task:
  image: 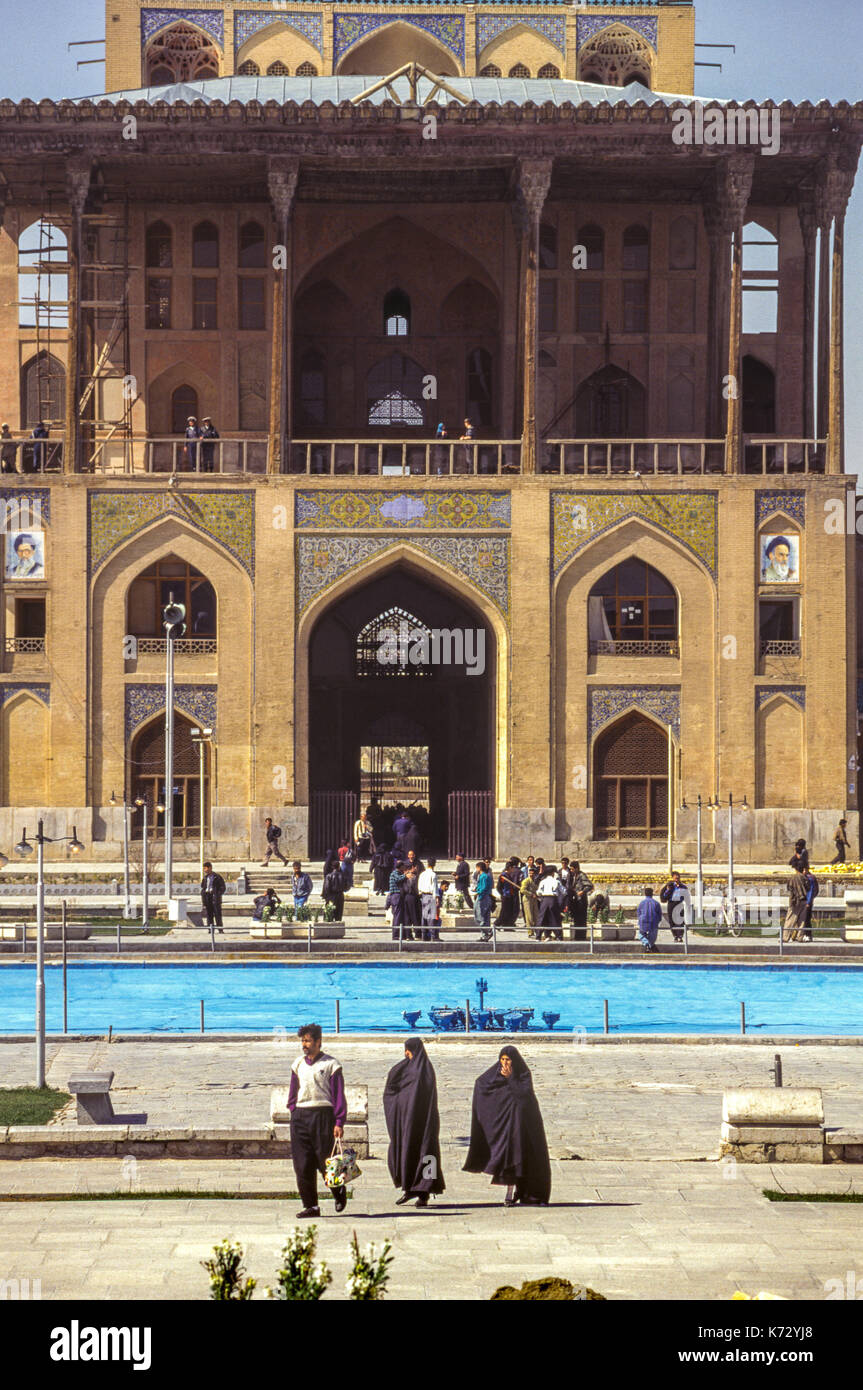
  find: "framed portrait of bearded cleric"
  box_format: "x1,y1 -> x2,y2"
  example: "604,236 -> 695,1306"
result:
760,534 -> 799,584
5,530 -> 45,580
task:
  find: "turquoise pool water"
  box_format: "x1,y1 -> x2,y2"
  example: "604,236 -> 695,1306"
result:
0,962 -> 862,1034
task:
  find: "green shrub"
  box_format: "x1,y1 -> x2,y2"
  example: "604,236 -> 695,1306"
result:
266,1227 -> 332,1301
202,1239 -> 257,1300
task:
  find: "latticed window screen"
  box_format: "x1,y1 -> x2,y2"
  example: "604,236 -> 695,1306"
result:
509,64 -> 530,78
480,64 -> 501,77
267,61 -> 290,76
595,713 -> 668,840
130,718 -> 209,836
296,62 -> 317,76
237,61 -> 260,76
538,64 -> 560,79
356,606 -> 433,678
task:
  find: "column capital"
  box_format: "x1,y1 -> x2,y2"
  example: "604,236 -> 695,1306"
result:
797,199 -> 818,248
65,157 -> 92,219
268,157 -> 300,225
814,137 -> 860,228
512,158 -> 552,236
716,153 -> 755,230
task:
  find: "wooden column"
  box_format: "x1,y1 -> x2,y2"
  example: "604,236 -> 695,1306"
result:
815,182 -> 831,444
823,148 -> 858,474
63,159 -> 91,474
267,157 -> 299,475
797,201 -> 817,441
514,158 -> 552,475
721,156 -> 754,474
702,203 -> 730,439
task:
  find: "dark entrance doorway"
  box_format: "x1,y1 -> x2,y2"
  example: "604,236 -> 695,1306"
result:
308,565 -> 495,853
594,712 -> 668,840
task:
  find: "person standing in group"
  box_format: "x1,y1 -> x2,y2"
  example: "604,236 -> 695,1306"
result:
199,416 -> 219,472
453,853 -> 473,908
418,857 -> 438,943
404,862 -> 422,940
659,870 -> 692,944
388,860 -> 408,941
831,821 -> 850,865
262,816 -> 288,866
493,860 -> 521,937
536,864 -> 564,942
568,861 -> 593,941
322,855 -> 345,922
30,420 -> 48,471
371,843 -> 394,895
288,1024 -> 348,1218
383,1038 -> 446,1209
637,885 -> 662,953
0,423 -> 16,473
474,860 -> 494,940
801,868 -> 819,942
353,812 -> 373,861
338,840 -> 354,890
433,878 -> 446,942
292,861 -> 313,911
520,865 -> 539,938
463,1046 -> 551,1206
784,867 -> 809,943
200,861 -> 226,934
789,838 -> 809,874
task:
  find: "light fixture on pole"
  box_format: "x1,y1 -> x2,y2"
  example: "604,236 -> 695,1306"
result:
13,820 -> 85,1088
110,790 -> 133,921
134,795 -> 150,934
162,592 -> 186,904
680,794 -> 704,925
190,726 -> 214,880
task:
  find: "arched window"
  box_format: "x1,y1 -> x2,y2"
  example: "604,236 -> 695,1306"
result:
575,364 -> 645,437
384,288 -> 411,337
21,351 -> 65,426
466,348 -> 493,430
296,62 -> 318,76
623,224 -> 650,270
238,221 -> 266,268
509,63 -> 530,79
145,23 -> 221,84
299,349 -> 326,428
538,64 -> 560,80
356,606 -> 433,679
192,220 -> 219,269
267,60 -> 290,76
145,221 -> 172,269
742,221 -> 778,333
18,220 -> 68,329
577,24 -> 653,88
594,713 -> 668,840
171,385 -> 199,434
126,555 -> 217,639
539,223 -> 558,270
578,224 -> 604,270
588,560 -> 677,654
130,713 -> 211,838
742,355 -> 776,434
367,354 -> 426,428
237,60 -> 260,76
479,64 -> 501,78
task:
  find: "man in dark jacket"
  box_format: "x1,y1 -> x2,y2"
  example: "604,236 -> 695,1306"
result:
200,417 -> 220,472
262,816 -> 288,866
201,861 -> 226,933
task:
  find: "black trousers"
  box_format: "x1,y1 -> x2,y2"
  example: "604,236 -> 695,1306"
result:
290,1105 -> 335,1209
201,891 -> 222,927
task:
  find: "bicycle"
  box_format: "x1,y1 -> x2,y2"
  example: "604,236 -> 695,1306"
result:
717,896 -> 744,937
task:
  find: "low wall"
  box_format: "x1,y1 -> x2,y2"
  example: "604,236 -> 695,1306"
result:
0,1123 -> 370,1160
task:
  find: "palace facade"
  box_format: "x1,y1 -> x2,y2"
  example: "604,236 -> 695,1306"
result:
0,0 -> 860,862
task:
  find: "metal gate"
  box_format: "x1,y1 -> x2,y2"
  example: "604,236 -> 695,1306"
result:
447,791 -> 494,860
310,791 -> 358,859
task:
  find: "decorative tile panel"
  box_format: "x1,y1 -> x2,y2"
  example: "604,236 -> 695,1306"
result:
88,491 -> 254,580
0,490 -> 50,526
552,492 -> 717,580
334,13 -> 465,64
756,686 -> 806,711
295,490 -> 510,530
576,16 -> 657,51
756,491 -> 805,530
141,8 -> 225,46
0,683 -> 49,708
234,10 -> 323,55
125,683 -> 217,738
296,534 -> 509,620
477,15 -> 565,56
589,685 -> 679,741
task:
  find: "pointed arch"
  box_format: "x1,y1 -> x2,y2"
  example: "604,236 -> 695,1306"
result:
144,22 -> 222,84
478,22 -> 563,77
336,22 -> 461,76
1,691 -> 48,804
592,710 -> 669,840
756,694 -> 803,807
576,24 -> 655,87
147,361 -> 217,436
21,350 -> 65,427
235,19 -> 322,76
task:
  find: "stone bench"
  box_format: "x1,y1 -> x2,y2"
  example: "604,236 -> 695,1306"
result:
270,1083 -> 369,1157
249,924 -> 346,939
68,1072 -> 116,1124
720,1088 -> 824,1163
0,924 -> 91,940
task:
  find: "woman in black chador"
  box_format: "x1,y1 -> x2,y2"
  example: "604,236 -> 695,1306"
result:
463,1046 -> 551,1206
383,1038 -> 446,1209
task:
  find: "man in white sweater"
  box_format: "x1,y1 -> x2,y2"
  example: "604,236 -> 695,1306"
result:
288,1024 -> 348,1217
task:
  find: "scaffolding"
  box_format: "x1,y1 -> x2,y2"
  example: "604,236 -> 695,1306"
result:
17,197 -> 69,446
79,204 -> 135,472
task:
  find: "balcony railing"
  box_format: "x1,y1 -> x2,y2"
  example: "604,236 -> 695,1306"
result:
0,435 -> 63,473
4,637 -> 45,653
132,638 -> 217,655
590,639 -> 679,657
542,440 -> 725,475
288,440 -> 521,476
744,440 -> 825,474
760,639 -> 801,657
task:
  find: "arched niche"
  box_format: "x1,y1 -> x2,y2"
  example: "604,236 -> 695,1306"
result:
235,21 -> 321,77
1,693 -> 48,805
592,711 -> 668,840
756,696 -> 803,807
337,22 -> 460,76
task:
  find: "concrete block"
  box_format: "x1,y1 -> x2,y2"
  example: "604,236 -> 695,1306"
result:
270,1084 -> 368,1125
721,1123 -> 824,1144
68,1072 -> 114,1094
771,1143 -> 823,1163
824,1129 -> 863,1145
722,1088 -> 823,1127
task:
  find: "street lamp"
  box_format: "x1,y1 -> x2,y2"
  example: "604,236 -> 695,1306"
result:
162,592 -> 186,903
190,727 -> 214,880
708,793 -> 749,929
12,820 -> 85,1088
109,791 -> 133,920
134,795 -> 150,933
680,794 -> 704,924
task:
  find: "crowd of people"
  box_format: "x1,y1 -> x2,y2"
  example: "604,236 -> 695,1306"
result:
287,1023 -> 550,1217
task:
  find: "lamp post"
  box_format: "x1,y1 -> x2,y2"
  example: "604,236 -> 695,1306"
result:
709,792 -> 749,929
681,794 -> 704,924
162,593 -> 187,904
134,795 -> 149,933
110,791 -> 133,920
190,727 -> 214,880
12,821 -> 84,1087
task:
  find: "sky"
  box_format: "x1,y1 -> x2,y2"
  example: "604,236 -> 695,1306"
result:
0,0 -> 860,468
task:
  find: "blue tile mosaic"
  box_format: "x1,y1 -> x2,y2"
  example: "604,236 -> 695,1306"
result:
235,10 -> 323,54
334,13 -> 465,64
141,8 -> 225,46
589,685 -> 680,741
125,683 -> 217,738
576,16 -> 657,51
477,15 -> 565,56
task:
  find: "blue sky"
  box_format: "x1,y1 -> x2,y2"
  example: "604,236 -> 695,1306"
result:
1,0 -> 860,468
